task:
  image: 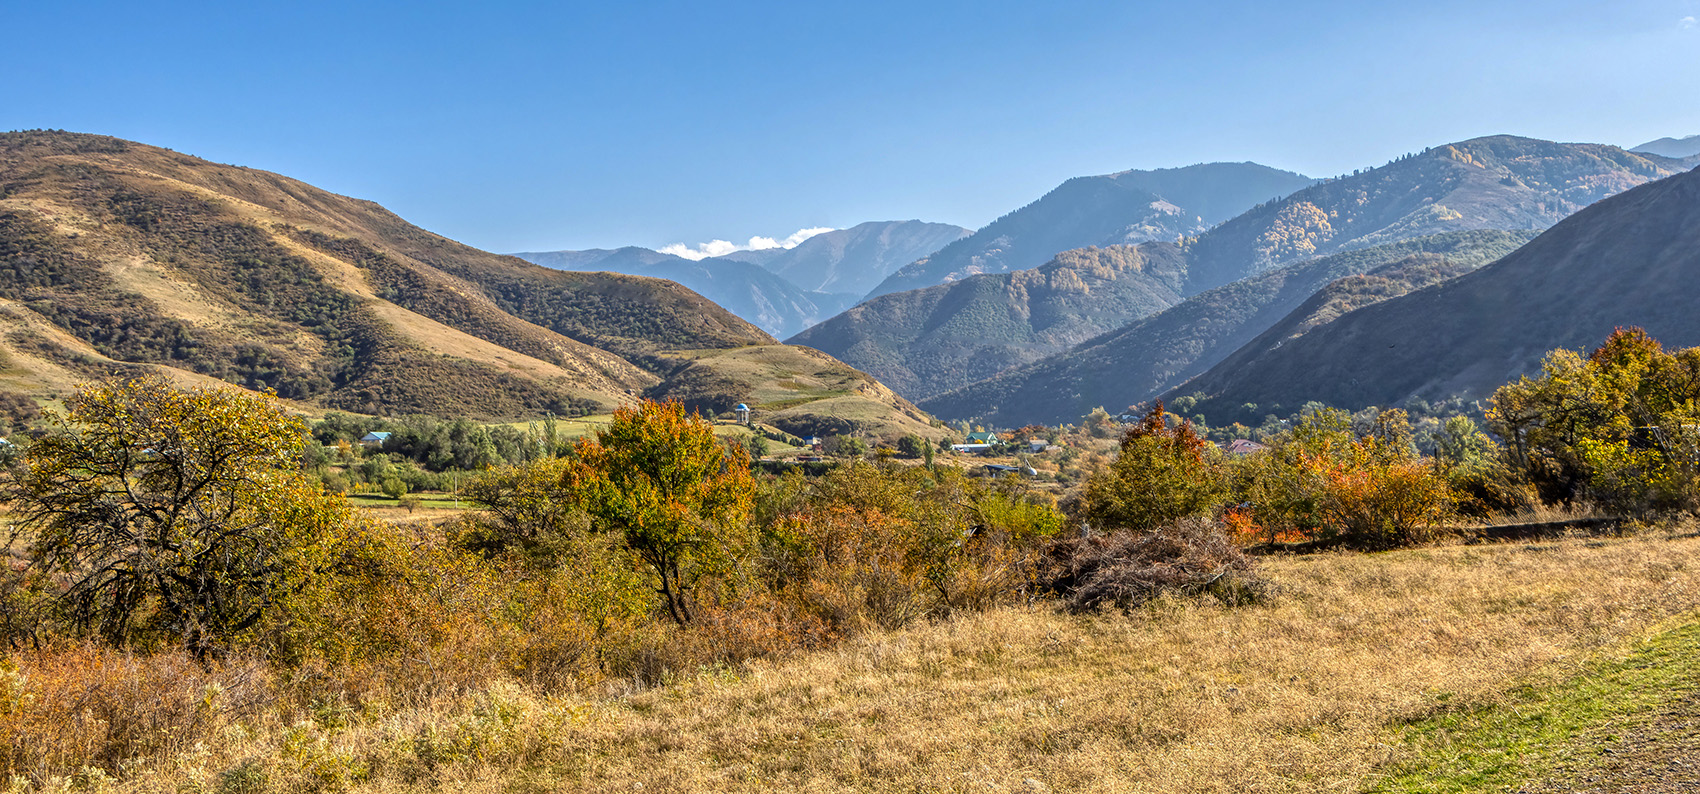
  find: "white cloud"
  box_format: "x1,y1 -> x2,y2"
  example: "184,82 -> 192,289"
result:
659,227 -> 836,260
1683,15 -> 1697,28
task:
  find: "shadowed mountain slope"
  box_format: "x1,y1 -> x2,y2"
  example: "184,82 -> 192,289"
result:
919,230 -> 1536,426
1172,165 -> 1700,423
790,244 -> 1188,400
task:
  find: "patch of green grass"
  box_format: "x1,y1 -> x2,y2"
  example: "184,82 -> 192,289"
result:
1369,616 -> 1700,793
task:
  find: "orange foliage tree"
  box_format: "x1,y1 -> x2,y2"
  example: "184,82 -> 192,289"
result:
566,399 -> 754,625
1234,408 -> 1452,548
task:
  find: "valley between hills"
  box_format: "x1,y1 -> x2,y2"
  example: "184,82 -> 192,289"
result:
6,125 -> 1700,794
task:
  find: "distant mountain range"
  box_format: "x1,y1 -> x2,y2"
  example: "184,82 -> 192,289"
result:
514,220 -> 969,338
789,244 -> 1188,400
919,230 -> 1537,426
0,130 -> 941,441
865,162 -> 1316,299
512,246 -> 858,339
1169,163 -> 1700,424
720,220 -> 971,297
1631,134 -> 1700,159
829,135 -> 1693,422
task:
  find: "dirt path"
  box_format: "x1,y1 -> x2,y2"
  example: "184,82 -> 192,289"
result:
1522,687 -> 1700,792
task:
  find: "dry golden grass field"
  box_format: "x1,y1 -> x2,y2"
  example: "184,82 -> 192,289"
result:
7,530 -> 1700,793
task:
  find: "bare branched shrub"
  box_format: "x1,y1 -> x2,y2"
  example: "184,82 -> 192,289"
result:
1040,517 -> 1263,611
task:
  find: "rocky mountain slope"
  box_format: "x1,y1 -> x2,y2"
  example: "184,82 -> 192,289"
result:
1180,135 -> 1690,293
789,244 -> 1188,400
866,162 -> 1315,298
843,136 -> 1684,417
919,231 -> 1536,425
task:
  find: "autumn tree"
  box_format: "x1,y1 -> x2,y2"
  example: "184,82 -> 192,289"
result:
1234,407 -> 1452,548
566,399 -> 754,625
1488,327 -> 1700,512
1083,402 -> 1224,532
5,377 -> 352,657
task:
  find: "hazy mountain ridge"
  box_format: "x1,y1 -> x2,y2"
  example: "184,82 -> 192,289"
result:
513,246 -> 853,338
885,136 -> 1679,423
789,243 -> 1189,400
867,162 -> 1316,298
918,230 -> 1536,425
1170,166 -> 1700,423
1631,134 -> 1700,160
720,220 -> 971,297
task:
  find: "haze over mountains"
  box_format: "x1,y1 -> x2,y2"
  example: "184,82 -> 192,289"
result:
512,246 -> 855,339
865,162 -> 1316,299
789,244 -> 1188,400
5,126 -> 1699,438
721,220 -> 971,296
513,220 -> 969,338
1632,134 -> 1700,159
0,130 -> 940,440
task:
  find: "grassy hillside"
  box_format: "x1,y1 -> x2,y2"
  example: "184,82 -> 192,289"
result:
791,244 -> 1189,401
1181,135 -> 1688,293
1177,165 -> 1700,421
869,162 -> 1314,298
643,343 -> 944,441
921,230 -> 1535,426
0,130 -> 778,418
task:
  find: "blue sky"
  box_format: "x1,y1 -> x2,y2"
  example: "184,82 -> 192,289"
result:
6,0 -> 1698,253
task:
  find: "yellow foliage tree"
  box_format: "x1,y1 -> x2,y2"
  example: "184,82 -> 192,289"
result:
5,377 -> 355,657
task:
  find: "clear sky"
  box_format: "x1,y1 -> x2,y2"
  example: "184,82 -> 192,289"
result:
6,0 -> 1698,253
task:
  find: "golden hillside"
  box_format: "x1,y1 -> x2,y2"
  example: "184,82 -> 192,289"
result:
0,131 -> 790,419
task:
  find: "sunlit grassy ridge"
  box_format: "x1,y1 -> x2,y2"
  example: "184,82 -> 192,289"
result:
10,531 -> 1698,793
